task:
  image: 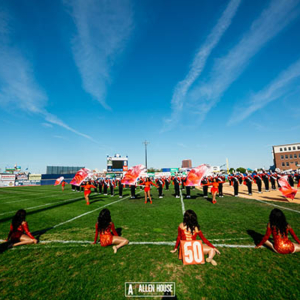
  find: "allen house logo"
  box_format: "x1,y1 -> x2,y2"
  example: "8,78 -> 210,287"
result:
125,282 -> 175,298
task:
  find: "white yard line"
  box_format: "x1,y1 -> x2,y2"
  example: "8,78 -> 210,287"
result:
52,193 -> 140,228
4,193 -> 74,204
7,242 -> 257,250
1,237 -> 252,244
0,196 -> 84,216
179,189 -> 185,215
249,198 -> 300,214
0,191 -> 73,198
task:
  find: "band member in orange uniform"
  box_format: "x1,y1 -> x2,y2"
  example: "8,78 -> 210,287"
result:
170,210 -> 220,265
92,209 -> 128,253
256,209 -> 300,254
61,180 -> 67,191
204,177 -> 225,204
83,181 -> 96,205
141,178 -> 158,204
6,210 -> 38,247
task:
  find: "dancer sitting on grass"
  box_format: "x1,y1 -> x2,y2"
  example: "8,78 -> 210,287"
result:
140,177 -> 158,204
92,209 -> 128,253
170,210 -> 220,265
6,209 -> 37,247
256,208 -> 300,254
82,181 -> 96,205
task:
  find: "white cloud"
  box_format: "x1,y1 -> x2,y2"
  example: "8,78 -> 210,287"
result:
42,122 -> 53,128
0,10 -> 100,144
228,58 -> 300,124
163,0 -> 241,132
187,0 -> 300,122
65,0 -> 133,109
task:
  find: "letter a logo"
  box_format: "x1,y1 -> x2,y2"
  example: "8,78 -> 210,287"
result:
128,284 -> 133,296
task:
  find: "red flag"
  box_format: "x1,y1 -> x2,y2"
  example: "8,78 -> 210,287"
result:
278,176 -> 297,200
185,165 -> 212,186
70,168 -> 90,186
54,176 -> 64,186
121,165 -> 145,186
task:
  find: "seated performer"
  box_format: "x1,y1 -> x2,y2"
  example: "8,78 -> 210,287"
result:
6,210 -> 38,247
82,181 -> 96,205
92,209 -> 128,253
140,177 -> 158,204
170,210 -> 220,265
256,208 -> 300,254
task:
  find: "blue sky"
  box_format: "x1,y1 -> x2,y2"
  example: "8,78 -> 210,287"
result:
1,0 -> 300,173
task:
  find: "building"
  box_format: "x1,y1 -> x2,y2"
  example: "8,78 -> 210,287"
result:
272,143 -> 300,171
182,159 -> 192,168
46,166 -> 84,174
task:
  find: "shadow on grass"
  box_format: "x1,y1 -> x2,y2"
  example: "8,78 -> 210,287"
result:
260,196 -> 289,202
0,192 -> 128,224
162,291 -> 177,299
247,229 -> 273,246
89,199 -> 105,204
0,241 -> 11,254
116,227 -> 123,236
0,197 -> 86,224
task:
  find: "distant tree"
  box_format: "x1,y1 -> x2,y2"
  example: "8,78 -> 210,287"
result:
229,168 -> 235,174
236,167 -> 246,174
147,168 -> 161,172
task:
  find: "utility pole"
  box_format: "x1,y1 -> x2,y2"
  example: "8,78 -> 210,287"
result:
143,140 -> 150,169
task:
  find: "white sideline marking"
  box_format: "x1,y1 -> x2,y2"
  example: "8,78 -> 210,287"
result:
214,244 -> 256,248
209,237 -> 251,241
4,193 -> 74,204
179,189 -> 185,215
8,243 -> 257,250
52,193 -> 140,228
0,237 -> 252,244
0,196 -> 84,216
129,241 -> 175,246
0,190 -> 74,196
250,198 -> 300,214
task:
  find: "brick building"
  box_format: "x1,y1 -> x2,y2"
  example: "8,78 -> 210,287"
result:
272,143 -> 300,171
182,159 -> 192,168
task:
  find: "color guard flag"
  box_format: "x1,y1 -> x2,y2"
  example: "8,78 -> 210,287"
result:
70,168 -> 91,186
54,176 -> 64,186
185,164 -> 212,186
121,165 -> 146,185
278,176 -> 297,200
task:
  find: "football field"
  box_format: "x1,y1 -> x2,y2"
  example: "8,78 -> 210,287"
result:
1,185 -> 300,300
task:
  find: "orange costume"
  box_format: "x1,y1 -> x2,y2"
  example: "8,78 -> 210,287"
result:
143,181 -> 158,192
62,181 -> 66,187
94,222 -> 118,247
174,226 -> 215,258
7,222 -> 35,242
257,224 -> 300,254
83,184 -> 96,196
203,181 -> 225,194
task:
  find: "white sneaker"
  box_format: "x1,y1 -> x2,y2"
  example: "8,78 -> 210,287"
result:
159,196 -> 163,198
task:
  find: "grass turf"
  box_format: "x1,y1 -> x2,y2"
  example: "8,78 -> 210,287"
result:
0,185 -> 300,300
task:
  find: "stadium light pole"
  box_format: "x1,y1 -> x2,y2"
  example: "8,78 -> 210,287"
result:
143,140 -> 150,169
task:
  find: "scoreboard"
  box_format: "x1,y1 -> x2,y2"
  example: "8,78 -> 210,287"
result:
107,154 -> 128,172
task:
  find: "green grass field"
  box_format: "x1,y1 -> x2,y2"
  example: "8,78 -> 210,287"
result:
1,185 -> 300,300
